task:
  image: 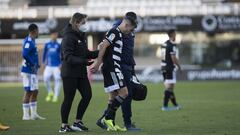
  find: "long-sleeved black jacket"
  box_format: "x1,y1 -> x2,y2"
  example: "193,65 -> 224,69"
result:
61,23 -> 98,78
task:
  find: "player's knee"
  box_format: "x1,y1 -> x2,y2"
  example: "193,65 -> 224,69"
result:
119,87 -> 128,98
165,84 -> 174,90
43,74 -> 51,81
124,91 -> 129,98
167,87 -> 174,91
31,90 -> 38,98
33,90 -> 38,94
23,93 -> 31,102
109,91 -> 118,100
55,78 -> 61,83
23,99 -> 30,103
24,91 -> 31,98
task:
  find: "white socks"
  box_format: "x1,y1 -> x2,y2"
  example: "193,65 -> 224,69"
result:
54,79 -> 61,98
22,103 -> 30,119
30,101 -> 37,117
44,77 -> 61,98
44,77 -> 53,93
22,102 -> 38,120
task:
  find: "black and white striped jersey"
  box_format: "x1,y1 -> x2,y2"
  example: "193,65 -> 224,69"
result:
102,27 -> 123,73
161,40 -> 177,71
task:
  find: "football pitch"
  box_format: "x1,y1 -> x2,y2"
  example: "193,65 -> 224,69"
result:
0,81 -> 240,135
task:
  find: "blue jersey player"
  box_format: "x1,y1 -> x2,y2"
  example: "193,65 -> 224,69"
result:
42,31 -> 61,102
21,24 -> 45,120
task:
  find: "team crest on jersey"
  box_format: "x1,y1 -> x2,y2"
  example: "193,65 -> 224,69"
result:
108,33 -> 115,42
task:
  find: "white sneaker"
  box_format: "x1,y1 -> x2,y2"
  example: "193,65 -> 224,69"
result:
161,106 -> 182,111
22,116 -> 31,120
161,107 -> 172,111
173,105 -> 182,110
31,114 -> 46,120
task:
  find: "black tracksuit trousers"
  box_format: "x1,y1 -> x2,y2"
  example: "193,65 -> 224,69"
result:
61,77 -> 92,124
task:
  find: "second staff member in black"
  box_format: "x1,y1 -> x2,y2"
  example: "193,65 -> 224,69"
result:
59,12 -> 98,133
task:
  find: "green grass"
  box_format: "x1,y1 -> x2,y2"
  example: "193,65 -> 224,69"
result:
0,81 -> 240,135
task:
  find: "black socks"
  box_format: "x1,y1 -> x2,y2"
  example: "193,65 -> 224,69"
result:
163,90 -> 172,107
170,91 -> 178,106
105,96 -> 124,120
163,90 -> 178,107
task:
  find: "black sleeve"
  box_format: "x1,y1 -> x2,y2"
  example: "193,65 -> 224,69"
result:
61,36 -> 87,65
87,50 -> 99,59
170,44 -> 176,55
131,65 -> 136,76
132,34 -> 136,66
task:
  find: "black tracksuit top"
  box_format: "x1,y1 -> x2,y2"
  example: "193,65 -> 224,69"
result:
60,23 -> 98,78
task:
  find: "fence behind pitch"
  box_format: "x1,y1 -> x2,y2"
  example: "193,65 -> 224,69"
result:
0,39 -> 48,82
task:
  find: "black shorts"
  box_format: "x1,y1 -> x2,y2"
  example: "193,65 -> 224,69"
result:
162,70 -> 176,84
102,68 -> 126,93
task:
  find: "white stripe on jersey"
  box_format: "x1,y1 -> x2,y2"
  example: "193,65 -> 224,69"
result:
114,68 -> 121,73
119,33 -> 122,38
114,61 -> 121,68
115,40 -> 123,46
113,54 -> 121,61
114,47 -> 122,53
110,72 -> 119,85
116,27 -> 122,38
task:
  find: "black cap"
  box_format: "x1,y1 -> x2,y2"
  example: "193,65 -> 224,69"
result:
124,12 -> 138,28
